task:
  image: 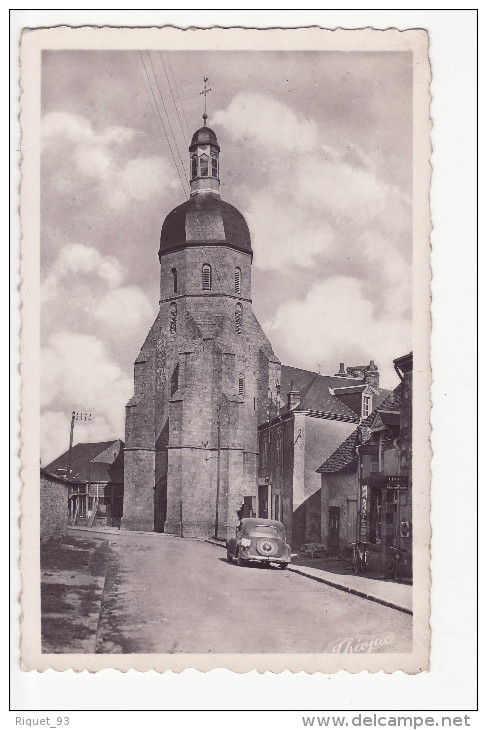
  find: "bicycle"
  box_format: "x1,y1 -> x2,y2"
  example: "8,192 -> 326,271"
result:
383,547 -> 408,581
350,541 -> 369,574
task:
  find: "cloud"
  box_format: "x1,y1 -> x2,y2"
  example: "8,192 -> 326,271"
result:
42,111 -> 174,211
216,94 -> 411,291
41,243 -> 124,303
41,332 -> 132,461
93,285 -> 154,333
214,92 -> 319,152
265,276 -> 411,388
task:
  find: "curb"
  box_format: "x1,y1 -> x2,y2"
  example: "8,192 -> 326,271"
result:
288,567 -> 412,615
206,538 -> 411,615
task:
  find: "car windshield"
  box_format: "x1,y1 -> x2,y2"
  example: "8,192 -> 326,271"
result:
252,525 -> 279,535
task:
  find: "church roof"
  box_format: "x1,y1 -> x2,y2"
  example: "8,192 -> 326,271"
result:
159,191 -> 252,258
189,125 -> 220,151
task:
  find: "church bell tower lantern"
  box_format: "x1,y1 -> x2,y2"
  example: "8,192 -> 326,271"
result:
189,76 -> 220,195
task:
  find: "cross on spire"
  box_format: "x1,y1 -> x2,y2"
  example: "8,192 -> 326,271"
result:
199,76 -> 211,125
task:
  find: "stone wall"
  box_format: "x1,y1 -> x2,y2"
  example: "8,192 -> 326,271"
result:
40,471 -> 68,542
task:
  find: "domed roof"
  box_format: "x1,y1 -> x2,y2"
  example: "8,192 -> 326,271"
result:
189,126 -> 220,151
159,192 -> 252,258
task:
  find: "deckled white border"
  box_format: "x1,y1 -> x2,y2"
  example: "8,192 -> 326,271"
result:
19,24 -> 430,676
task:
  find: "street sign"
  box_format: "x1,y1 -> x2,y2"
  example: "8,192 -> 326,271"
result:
386,476 -> 408,490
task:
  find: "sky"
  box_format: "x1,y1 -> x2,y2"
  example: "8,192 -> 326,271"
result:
40,49 -> 412,464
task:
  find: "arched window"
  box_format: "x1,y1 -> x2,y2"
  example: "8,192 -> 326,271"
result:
202,264 -> 211,291
169,302 -> 177,334
211,151 -> 218,177
171,268 -> 177,294
234,267 -> 241,294
238,374 -> 245,397
200,154 -> 209,177
191,155 -> 198,179
235,303 -> 243,334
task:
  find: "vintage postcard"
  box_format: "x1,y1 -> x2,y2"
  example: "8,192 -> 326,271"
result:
19,26 -> 431,673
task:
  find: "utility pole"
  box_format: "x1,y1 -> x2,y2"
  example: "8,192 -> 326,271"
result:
214,401 -> 221,540
66,410 -> 92,477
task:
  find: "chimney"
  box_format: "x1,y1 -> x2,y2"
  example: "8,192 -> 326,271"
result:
335,362 -> 346,377
364,360 -> 380,388
287,391 -> 301,410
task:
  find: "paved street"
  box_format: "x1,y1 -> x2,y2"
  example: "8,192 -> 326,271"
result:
85,531 -> 412,654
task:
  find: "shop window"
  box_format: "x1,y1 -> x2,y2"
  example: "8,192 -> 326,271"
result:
368,487 -> 383,544
235,302 -> 243,334
200,154 -> 209,177
234,267 -> 241,294
202,264 -> 211,291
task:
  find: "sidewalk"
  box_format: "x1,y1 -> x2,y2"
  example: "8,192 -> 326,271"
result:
206,538 -> 412,615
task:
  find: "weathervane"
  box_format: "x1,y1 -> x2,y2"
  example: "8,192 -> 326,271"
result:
199,76 -> 211,125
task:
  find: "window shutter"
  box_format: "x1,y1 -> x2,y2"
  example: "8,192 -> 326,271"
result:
238,374 -> 245,396
202,264 -> 211,291
234,267 -> 241,294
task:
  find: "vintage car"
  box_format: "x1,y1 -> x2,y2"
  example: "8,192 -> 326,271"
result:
226,518 -> 291,569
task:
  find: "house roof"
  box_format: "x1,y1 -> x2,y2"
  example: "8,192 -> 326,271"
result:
40,467 -> 83,486
316,383 -> 403,473
277,364 -> 390,421
373,410 -> 401,428
44,440 -> 124,483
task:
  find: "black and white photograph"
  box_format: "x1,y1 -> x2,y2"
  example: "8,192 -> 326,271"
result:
19,25 -> 432,676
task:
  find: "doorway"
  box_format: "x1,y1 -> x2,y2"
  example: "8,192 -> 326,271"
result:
328,506 -> 340,552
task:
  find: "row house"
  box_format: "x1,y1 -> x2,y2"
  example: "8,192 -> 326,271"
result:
317,352 -> 413,574
257,361 -> 390,549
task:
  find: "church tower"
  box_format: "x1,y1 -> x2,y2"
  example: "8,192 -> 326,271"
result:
121,113 -> 280,538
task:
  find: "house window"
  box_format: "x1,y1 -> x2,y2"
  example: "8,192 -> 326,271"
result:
234,267 -> 241,294
191,155 -> 197,179
235,303 -> 243,334
171,268 -> 177,294
211,156 -> 218,177
362,394 -> 372,419
202,264 -> 211,290
169,302 -> 177,334
238,374 -> 245,396
200,154 -> 209,177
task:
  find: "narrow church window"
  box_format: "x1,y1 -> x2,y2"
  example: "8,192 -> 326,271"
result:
211,152 -> 218,177
200,154 -> 209,177
202,264 -> 211,291
170,363 -> 179,396
171,268 -> 177,294
234,267 -> 241,294
169,302 -> 177,334
191,155 -> 197,179
235,302 -> 243,334
238,374 -> 245,396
